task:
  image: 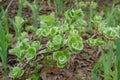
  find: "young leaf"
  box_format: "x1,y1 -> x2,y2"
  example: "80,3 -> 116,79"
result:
103,27 -> 119,39
9,67 -> 24,78
15,16 -> 24,31
46,41 -> 55,52
52,35 -> 63,47
53,50 -> 70,68
93,15 -> 102,24
31,41 -> 41,51
25,47 -> 36,60
90,1 -> 97,9
87,38 -> 104,46
67,36 -> 83,54
40,13 -> 56,26
78,1 -> 87,8
17,50 -> 25,61
57,60 -> 67,68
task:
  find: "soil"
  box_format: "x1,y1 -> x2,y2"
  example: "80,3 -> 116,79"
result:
0,0 -> 114,80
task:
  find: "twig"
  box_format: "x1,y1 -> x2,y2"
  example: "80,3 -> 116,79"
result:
97,46 -> 101,57
37,49 -> 46,55
83,34 -> 97,43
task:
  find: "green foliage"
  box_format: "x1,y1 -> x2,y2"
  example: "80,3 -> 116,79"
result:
87,38 -> 105,46
102,45 -> 113,80
42,55 -> 54,67
54,0 -> 63,16
25,47 -> 36,60
0,23 -> 8,73
9,16 -> 24,37
39,13 -> 58,26
116,38 -> 120,79
25,0 -> 41,28
67,35 -> 83,54
53,50 -> 70,68
65,9 -> 84,24
25,26 -> 36,33
31,41 -> 41,51
7,1 -> 120,79
46,35 -> 63,52
98,26 -> 120,39
9,67 -> 24,78
10,32 -> 41,61
90,1 -> 97,9
93,15 -> 102,24
17,0 -> 23,17
92,45 -> 118,80
3,13 -> 9,34
78,1 -> 87,8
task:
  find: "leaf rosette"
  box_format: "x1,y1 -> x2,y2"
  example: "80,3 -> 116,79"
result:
53,50 -> 71,68
67,35 -> 84,54
9,67 -> 24,78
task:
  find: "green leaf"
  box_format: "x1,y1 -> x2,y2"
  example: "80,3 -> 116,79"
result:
46,35 -> 63,51
16,39 -> 29,49
87,38 -> 105,46
41,27 -> 51,37
52,35 -> 63,46
66,10 -> 75,19
46,41 -> 55,52
103,27 -> 119,39
49,27 -> 58,37
9,67 -> 24,78
0,22 -> 8,73
53,51 -> 62,60
26,26 -> 36,33
95,39 -> 105,46
53,50 -> 70,60
15,16 -> 24,26
40,13 -> 56,26
74,9 -> 84,18
116,38 -> 120,79
62,50 -> 71,59
31,41 -> 41,51
57,61 -> 67,68
78,1 -> 87,8
87,39 -> 95,46
10,47 -> 20,54
15,16 -> 24,31
58,55 -> 67,64
53,50 -> 70,68
36,28 -> 42,37
93,15 -> 102,23
17,50 -> 25,61
54,0 -> 63,16
90,1 -> 97,9
67,36 -> 83,54
18,32 -> 28,41
25,47 -> 36,60
5,33 -> 13,41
